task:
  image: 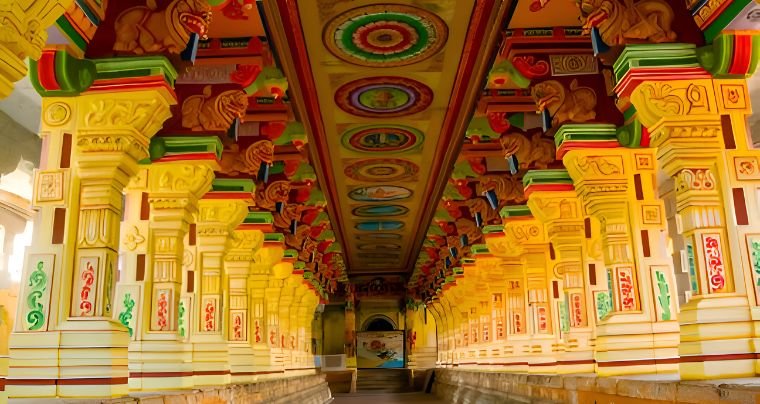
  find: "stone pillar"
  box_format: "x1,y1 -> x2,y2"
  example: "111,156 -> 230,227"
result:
525,170 -> 596,374
225,217 -> 265,383
627,67 -> 760,378
0,1 -> 72,98
250,236 -> 285,375
501,207 -> 559,373
561,125 -> 679,376
129,161 -> 215,391
8,88 -> 174,398
192,186 -> 252,386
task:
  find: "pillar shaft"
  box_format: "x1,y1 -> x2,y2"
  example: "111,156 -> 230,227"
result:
564,147 -> 679,375
8,90 -> 173,398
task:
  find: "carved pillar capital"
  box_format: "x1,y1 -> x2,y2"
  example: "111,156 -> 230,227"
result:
0,0 -> 73,98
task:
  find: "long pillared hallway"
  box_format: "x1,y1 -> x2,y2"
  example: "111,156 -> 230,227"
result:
0,0 -> 760,403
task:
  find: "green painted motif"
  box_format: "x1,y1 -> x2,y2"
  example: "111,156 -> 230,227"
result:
686,243 -> 699,293
559,300 -> 570,333
750,238 -> 760,288
596,292 -> 612,321
606,268 -> 615,311
178,300 -> 186,338
104,261 -> 113,315
118,292 -> 135,337
656,271 -> 672,321
26,260 -> 47,331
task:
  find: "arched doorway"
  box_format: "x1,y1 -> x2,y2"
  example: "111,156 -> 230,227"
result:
361,314 -> 397,331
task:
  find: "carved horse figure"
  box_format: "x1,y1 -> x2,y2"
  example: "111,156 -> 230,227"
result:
114,0 -> 211,54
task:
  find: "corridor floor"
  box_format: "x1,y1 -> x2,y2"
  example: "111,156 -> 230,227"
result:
332,392 -> 446,403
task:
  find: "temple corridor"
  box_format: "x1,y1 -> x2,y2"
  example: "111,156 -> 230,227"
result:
0,0 -> 759,403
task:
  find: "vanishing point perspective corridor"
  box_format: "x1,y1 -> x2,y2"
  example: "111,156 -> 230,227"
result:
0,0 -> 760,403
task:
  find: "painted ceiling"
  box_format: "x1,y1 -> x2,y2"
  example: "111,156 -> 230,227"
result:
264,0 -> 510,276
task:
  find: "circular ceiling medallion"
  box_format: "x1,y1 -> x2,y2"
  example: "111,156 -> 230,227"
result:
334,77 -> 433,117
344,158 -> 418,182
342,124 -> 424,153
357,243 -> 402,251
349,186 -> 412,202
356,221 -> 405,231
324,5 -> 448,67
353,205 -> 409,217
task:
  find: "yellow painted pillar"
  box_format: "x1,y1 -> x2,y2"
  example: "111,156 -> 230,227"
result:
129,161 -> 215,391
250,236 -> 285,375
8,88 -> 174,398
192,192 -> 252,386
526,176 -> 596,373
629,75 -> 760,379
501,209 -> 559,373
562,134 -> 679,375
276,272 -> 299,371
224,220 -> 265,383
0,1 -> 72,98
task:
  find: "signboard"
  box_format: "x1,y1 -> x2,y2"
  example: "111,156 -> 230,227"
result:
356,330 -> 404,368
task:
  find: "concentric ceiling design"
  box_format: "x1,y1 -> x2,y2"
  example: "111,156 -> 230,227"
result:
348,185 -> 413,202
344,158 -> 419,182
334,76 -> 433,117
352,205 -> 410,217
324,4 -> 448,67
342,124 -> 424,153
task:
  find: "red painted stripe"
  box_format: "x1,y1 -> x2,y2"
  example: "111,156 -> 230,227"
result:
729,34 -> 752,75
679,353 -> 758,363
5,377 -> 128,385
596,357 -> 680,367
237,223 -> 273,231
154,153 -> 219,163
129,371 -> 194,378
38,50 -> 60,91
276,0 -> 349,267
412,0 -> 496,270
203,191 -> 254,200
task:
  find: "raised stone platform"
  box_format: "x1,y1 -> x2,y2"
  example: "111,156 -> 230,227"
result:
8,374 -> 332,404
432,369 -> 760,404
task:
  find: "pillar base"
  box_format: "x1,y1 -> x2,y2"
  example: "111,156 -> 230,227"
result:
678,295 -> 756,380
128,339 -> 192,391
595,317 -> 679,376
7,323 -> 129,399
192,339 -> 230,387
229,343 -> 256,384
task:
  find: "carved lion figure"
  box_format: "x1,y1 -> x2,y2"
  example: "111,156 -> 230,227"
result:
577,0 -> 676,46
499,132 -> 555,170
114,0 -> 211,55
532,79 -> 597,127
181,85 -> 249,131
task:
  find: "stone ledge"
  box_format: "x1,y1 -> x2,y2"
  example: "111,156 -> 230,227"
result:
99,374 -> 331,404
432,369 -> 760,404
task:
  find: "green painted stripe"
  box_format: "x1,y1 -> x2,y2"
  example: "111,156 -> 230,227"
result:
523,169 -> 572,187
482,224 -> 504,235
264,232 -> 284,242
211,178 -> 255,193
554,124 -> 617,147
500,205 -> 532,218
55,16 -> 87,52
245,212 -> 274,224
704,0 -> 752,43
